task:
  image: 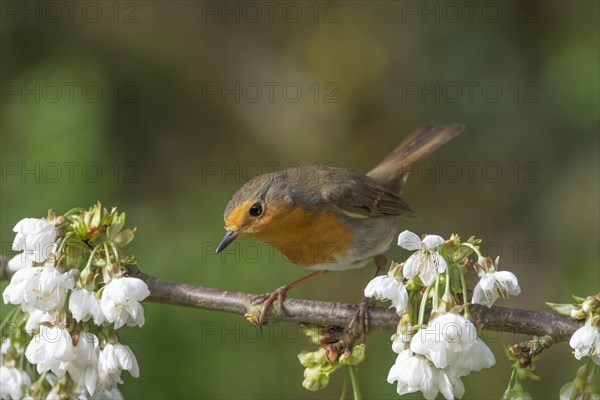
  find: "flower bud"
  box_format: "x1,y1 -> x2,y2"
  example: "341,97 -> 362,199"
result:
302,376 -> 320,392
115,228 -> 135,246
388,261 -> 403,279
298,348 -> 327,367
324,345 -> 339,364
300,324 -> 321,345
570,306 -> 586,320
338,344 -> 366,366
582,296 -> 599,314
302,366 -> 329,391
297,351 -> 316,367
108,212 -> 126,240
502,383 -> 532,400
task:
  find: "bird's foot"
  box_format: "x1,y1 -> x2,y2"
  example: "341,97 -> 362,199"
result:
249,270 -> 328,325
348,296 -> 374,341
251,285 -> 290,325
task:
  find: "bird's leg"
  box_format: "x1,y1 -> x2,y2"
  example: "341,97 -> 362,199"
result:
349,254 -> 388,339
372,253 -> 388,277
251,270 -> 328,325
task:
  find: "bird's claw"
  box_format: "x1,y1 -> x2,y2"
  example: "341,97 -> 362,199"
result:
251,285 -> 289,325
349,296 -> 373,341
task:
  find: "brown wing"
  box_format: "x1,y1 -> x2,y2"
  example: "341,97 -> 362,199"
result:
318,167 -> 416,218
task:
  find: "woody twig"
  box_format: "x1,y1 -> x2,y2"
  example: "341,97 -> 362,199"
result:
0,255 -> 581,341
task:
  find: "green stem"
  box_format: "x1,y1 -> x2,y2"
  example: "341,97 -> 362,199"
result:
79,245 -> 101,286
110,243 -> 120,263
84,245 -> 102,271
339,367 -> 348,400
462,242 -> 482,258
432,274 -> 440,311
462,243 -> 490,275
584,359 -> 597,378
506,366 -> 517,392
63,207 -> 86,217
103,242 -> 112,266
18,345 -> 26,371
56,231 -> 74,255
418,285 -> 433,327
402,291 -> 418,335
445,266 -> 451,296
348,365 -> 361,400
409,290 -> 418,324
459,266 -> 471,318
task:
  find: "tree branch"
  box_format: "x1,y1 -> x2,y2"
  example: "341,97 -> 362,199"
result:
0,254 -> 581,341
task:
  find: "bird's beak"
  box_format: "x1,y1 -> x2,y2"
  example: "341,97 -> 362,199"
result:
216,230 -> 238,253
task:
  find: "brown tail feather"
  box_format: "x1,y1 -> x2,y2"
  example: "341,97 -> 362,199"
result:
367,122 -> 465,193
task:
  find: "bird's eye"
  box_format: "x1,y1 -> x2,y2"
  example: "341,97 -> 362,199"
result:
249,202 -> 263,217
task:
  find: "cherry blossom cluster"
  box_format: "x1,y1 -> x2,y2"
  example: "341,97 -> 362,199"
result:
1,204 -> 149,399
364,231 -> 521,399
548,294 -> 600,398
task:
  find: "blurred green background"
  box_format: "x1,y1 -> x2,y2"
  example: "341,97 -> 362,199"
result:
1,1 -> 598,398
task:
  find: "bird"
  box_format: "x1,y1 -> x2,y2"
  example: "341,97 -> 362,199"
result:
216,122 -> 464,333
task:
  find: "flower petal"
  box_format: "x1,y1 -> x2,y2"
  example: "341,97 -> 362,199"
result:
398,230 -> 422,251
472,281 -> 495,307
422,235 -> 444,250
434,253 -> 447,273
7,253 -> 32,272
402,254 -> 420,280
495,271 -> 521,295
390,283 -> 409,315
570,326 -> 599,360
364,276 -> 388,298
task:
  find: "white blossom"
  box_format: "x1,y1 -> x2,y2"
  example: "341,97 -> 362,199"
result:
410,313 -> 474,368
7,252 -> 34,272
3,266 -> 75,312
67,332 -> 100,396
12,218 -> 57,262
472,270 -> 521,307
364,274 -> 408,315
410,313 -> 495,374
387,349 -> 438,399
100,278 -> 149,329
391,333 -> 412,354
569,326 -> 600,364
4,211 -> 145,398
447,339 -> 496,378
398,231 -> 447,286
25,325 -> 76,377
0,366 -> 31,399
70,288 -> 105,325
437,368 -> 465,400
25,310 -> 56,334
3,267 -> 37,310
97,344 -> 139,390
387,349 -> 463,400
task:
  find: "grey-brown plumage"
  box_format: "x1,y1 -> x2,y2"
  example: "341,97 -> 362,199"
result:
219,122 -> 464,269
224,123 -> 464,222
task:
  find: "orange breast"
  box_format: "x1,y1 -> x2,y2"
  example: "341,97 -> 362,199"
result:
251,206 -> 354,267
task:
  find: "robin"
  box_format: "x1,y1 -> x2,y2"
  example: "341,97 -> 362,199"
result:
216,122 -> 464,333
